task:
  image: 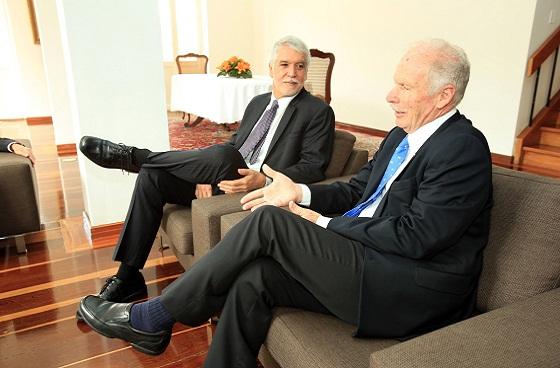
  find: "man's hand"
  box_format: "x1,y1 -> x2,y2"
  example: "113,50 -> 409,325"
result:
12,144 -> 36,166
195,184 -> 213,198
241,165 -> 302,211
218,169 -> 266,194
288,201 -> 321,223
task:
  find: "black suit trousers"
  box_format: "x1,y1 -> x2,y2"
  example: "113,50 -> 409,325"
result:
160,206 -> 365,368
113,144 -> 247,268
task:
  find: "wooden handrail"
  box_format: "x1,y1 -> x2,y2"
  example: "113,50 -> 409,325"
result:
527,25 -> 560,76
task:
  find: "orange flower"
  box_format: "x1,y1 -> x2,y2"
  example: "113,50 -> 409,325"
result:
235,61 -> 250,73
219,61 -> 231,72
217,56 -> 251,78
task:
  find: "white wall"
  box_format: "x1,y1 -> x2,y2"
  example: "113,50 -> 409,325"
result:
57,0 -> 169,226
34,0 -> 74,145
233,0 -> 537,156
3,0 -> 51,117
206,0 -> 258,77
0,0 -> 25,118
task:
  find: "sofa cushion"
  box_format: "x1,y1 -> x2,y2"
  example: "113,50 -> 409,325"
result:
161,204 -> 193,255
261,308 -> 398,368
371,288 -> 560,368
477,167 -> 560,312
324,130 -> 355,179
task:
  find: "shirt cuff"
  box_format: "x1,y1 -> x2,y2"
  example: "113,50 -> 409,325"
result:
6,142 -> 16,153
298,184 -> 311,206
316,216 -> 332,228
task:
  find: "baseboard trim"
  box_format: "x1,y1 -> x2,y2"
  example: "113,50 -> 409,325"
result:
57,143 -> 77,156
335,121 -> 388,137
491,153 -> 513,168
26,116 -> 53,125
91,222 -> 123,248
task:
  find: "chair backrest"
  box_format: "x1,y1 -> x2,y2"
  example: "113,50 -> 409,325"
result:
175,53 -> 208,74
306,49 -> 335,104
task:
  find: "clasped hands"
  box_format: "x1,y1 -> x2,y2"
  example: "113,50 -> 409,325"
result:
195,168 -> 267,199
240,165 -> 321,223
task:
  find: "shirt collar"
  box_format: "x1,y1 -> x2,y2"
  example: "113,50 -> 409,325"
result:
407,109 -> 457,154
269,93 -> 298,110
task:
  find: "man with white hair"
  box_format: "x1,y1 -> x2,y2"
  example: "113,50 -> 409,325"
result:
79,39 -> 492,368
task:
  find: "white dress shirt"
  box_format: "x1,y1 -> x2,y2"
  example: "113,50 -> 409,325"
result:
300,109 -> 457,228
245,94 -> 297,173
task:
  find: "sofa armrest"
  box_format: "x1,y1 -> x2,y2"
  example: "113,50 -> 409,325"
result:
191,174 -> 356,260
191,192 -> 247,259
370,288 -> 560,368
0,145 -> 40,238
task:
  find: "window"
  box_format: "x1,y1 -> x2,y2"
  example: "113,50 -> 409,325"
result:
159,0 -> 208,62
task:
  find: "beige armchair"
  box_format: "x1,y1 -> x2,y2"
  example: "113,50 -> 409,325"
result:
0,139 -> 40,253
160,130 -> 370,269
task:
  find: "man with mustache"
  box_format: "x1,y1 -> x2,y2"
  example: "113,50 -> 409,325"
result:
77,35 -> 335,313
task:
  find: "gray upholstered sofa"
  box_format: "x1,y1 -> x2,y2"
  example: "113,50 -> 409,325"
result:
216,166 -> 560,368
160,130 -> 369,269
0,139 -> 40,253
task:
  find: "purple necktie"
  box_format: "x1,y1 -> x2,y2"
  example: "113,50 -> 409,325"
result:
238,100 -> 279,164
344,136 -> 409,217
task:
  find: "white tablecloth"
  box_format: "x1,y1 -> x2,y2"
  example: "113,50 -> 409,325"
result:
170,74 -> 273,123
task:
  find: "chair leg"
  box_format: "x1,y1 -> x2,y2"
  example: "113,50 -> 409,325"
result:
15,236 -> 27,254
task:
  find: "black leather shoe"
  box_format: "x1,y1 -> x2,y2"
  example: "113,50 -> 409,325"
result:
79,295 -> 171,355
79,136 -> 140,173
98,275 -> 148,302
76,275 -> 148,321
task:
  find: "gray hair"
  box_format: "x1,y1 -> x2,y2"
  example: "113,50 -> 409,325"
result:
269,36 -> 311,70
411,39 -> 470,106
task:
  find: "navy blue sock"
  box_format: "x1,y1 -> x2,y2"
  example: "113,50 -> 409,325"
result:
130,296 -> 175,333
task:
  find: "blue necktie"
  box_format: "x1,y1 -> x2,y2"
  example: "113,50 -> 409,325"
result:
344,136 -> 409,217
238,100 -> 279,164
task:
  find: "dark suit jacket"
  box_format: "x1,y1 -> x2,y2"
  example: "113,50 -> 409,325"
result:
309,112 -> 493,338
0,138 -> 16,152
228,89 -> 335,184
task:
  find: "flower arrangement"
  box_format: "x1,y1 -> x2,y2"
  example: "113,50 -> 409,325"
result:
217,56 -> 252,78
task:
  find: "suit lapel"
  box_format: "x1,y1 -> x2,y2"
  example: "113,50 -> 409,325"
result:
359,130 -> 406,201
234,95 -> 270,148
263,89 -> 307,161
371,111 -> 464,216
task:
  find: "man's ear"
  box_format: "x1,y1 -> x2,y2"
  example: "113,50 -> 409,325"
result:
269,63 -> 273,78
436,84 -> 456,109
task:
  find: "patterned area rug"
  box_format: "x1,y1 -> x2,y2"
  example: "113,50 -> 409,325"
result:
168,112 -> 239,150
167,111 -> 382,159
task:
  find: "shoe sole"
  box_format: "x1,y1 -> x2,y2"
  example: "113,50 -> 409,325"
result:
79,302 -> 169,355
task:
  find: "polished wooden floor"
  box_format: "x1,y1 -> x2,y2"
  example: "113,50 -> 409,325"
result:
0,120 -> 216,367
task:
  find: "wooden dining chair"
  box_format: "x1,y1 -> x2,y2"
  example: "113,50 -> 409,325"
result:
175,53 -> 209,126
306,49 -> 335,104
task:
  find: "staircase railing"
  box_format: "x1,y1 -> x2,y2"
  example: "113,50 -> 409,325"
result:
527,25 -> 560,125
514,26 -> 560,165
